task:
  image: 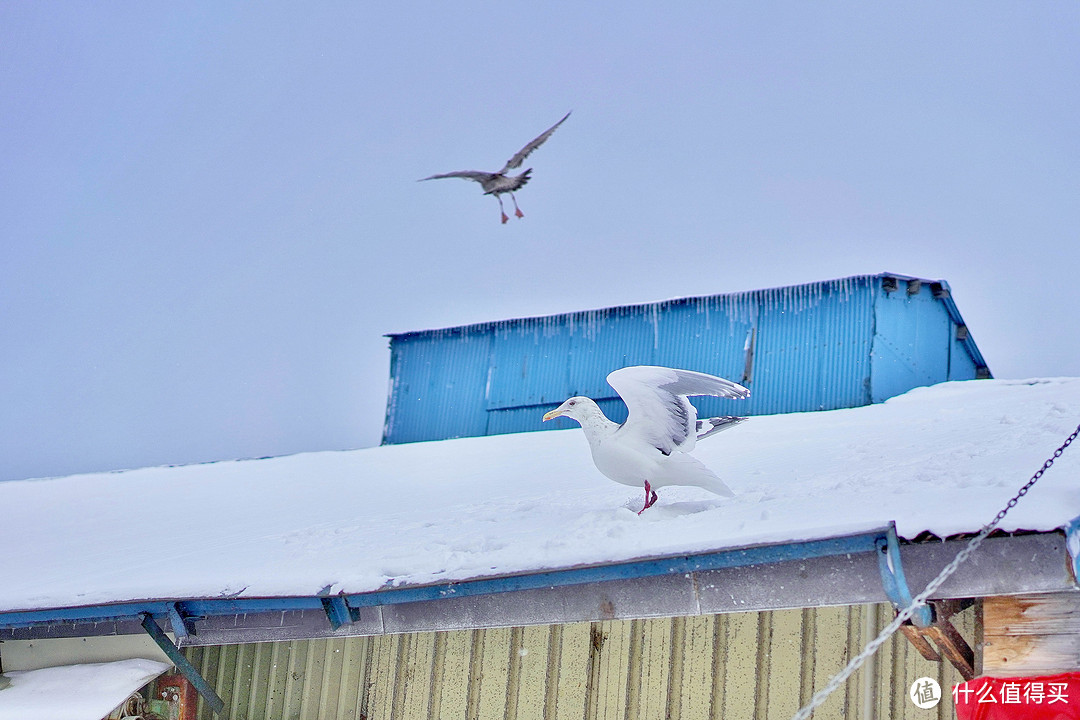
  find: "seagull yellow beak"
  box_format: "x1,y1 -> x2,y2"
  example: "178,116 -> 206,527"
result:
542,408 -> 563,422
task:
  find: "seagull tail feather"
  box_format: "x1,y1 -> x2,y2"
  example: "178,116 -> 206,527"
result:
655,453 -> 736,498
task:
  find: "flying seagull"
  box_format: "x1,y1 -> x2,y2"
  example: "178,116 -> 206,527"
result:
543,366 -> 750,514
420,111 -> 571,224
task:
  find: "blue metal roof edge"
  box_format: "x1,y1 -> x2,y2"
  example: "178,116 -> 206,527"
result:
384,273 -> 889,339
382,272 -> 990,376
0,523 -> 896,632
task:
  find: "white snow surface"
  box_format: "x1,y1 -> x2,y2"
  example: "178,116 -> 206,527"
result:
1,378 -> 1079,614
0,659 -> 170,720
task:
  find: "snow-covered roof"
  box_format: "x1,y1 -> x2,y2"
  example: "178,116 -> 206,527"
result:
0,659 -> 170,720
1,378 -> 1078,635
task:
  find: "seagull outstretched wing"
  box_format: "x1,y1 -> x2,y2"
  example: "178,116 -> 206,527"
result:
499,111 -> 571,174
419,171 -> 495,183
607,366 -> 750,455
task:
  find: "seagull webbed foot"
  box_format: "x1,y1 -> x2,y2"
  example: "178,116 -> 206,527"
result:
637,481 -> 659,515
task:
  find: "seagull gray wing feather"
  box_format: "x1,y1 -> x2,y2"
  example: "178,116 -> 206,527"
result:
607,366 -> 750,455
499,111 -> 571,174
419,171 -> 497,183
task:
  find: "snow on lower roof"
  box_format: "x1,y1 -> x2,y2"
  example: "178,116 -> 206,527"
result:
1,378 -> 1078,615
0,659 -> 171,720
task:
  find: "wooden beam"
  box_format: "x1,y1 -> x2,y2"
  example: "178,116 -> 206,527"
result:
923,621 -> 975,680
983,592 -> 1080,677
899,624 -> 941,661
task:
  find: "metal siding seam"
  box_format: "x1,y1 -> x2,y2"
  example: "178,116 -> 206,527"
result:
505,626 -> 524,720
479,627 -> 512,719
334,639 -> 358,720
265,641 -> 287,718
677,615 -> 712,720
222,643 -> 242,719
427,632 -> 447,720
220,644 -> 241,720
752,611 -> 773,719
543,624 -> 562,720
309,639 -> 330,720
722,611 -> 759,720
766,610 -> 804,718
708,615 -> 726,720
414,633 -> 440,719
516,625 -> 550,719
899,604 -> 919,720
634,620 -> 653,720
357,637 -> 377,720
369,634 -> 396,719
185,645 -> 205,720
605,621 -> 632,720
439,629 -> 472,720
190,645 -> 210,720
250,642 -> 270,716
665,616 -> 686,720
583,622 -> 603,720
798,607 -> 815,708
556,622 -> 590,720
310,639 -> 331,720
885,603 -> 905,720
283,639 -> 308,720
410,633 -> 433,719
389,633 -> 410,719
622,619 -> 642,720
466,628 -> 486,719
651,619 -> 674,720
243,643 -> 261,719
808,605 -> 852,720
327,639 -> 349,719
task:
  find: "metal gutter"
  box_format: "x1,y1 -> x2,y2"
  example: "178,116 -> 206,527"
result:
1,526 -> 1073,645
0,523 -> 893,631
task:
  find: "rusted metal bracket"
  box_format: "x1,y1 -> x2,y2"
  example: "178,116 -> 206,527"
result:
898,598 -> 976,680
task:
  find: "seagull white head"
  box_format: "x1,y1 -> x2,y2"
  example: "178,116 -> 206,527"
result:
542,397 -> 601,425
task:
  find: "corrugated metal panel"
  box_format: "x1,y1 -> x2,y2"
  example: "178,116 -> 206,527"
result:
749,275 -> 875,414
487,318 -> 574,410
185,602 -> 976,719
383,274 -> 987,445
383,329 -> 493,444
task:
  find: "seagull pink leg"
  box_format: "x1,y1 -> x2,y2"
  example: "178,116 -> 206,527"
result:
510,193 -> 524,218
637,481 -> 659,515
496,196 -> 509,224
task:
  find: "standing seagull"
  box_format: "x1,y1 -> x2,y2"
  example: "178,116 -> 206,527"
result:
543,366 -> 750,514
420,112 -> 570,224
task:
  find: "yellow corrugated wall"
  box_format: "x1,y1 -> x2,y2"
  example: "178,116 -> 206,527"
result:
184,603 -> 975,720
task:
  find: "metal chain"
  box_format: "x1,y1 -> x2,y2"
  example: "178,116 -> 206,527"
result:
791,422 -> 1080,720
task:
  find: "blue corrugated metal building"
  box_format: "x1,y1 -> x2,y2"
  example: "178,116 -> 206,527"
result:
382,273 -> 990,445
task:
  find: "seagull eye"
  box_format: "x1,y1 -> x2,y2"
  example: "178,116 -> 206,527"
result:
568,400 -> 576,406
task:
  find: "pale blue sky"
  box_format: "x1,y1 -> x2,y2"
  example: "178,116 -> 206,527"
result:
2,3 -> 1078,482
